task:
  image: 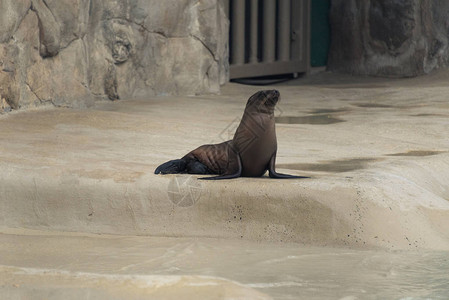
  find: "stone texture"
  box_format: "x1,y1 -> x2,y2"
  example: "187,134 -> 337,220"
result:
0,0 -> 31,43
328,0 -> 449,77
0,0 -> 229,112
31,0 -> 61,58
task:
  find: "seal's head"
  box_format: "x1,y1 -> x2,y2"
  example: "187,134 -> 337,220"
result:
246,90 -> 280,114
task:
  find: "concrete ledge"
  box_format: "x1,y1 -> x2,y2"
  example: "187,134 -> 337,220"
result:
1,73 -> 449,250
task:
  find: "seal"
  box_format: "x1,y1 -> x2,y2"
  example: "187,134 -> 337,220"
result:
154,90 -> 309,180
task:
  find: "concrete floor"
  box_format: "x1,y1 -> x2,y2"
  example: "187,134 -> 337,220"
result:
1,71 -> 449,298
1,228 -> 448,300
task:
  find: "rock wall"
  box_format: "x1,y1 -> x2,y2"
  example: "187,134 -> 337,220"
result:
328,0 -> 449,77
0,0 -> 229,111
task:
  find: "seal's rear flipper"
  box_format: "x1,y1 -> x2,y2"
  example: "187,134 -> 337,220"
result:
268,153 -> 310,179
154,159 -> 187,174
186,161 -> 210,174
198,153 -> 242,180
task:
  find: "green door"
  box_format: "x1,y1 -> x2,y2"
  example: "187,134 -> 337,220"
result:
311,0 -> 330,67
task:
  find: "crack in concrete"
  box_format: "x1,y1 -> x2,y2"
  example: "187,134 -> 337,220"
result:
41,0 -> 57,25
14,3 -> 33,41
107,17 -> 169,39
25,82 -> 56,107
191,34 -> 217,62
125,186 -> 138,231
58,32 -> 87,52
32,178 -> 46,223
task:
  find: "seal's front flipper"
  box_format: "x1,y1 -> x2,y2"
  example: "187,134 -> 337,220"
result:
154,159 -> 187,174
268,153 -> 310,179
199,153 -> 242,180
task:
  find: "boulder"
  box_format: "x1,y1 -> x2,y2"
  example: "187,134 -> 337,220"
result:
0,0 -> 229,111
328,0 -> 449,77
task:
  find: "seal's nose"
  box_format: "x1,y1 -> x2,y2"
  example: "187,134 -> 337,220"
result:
266,90 -> 279,97
264,89 -> 280,106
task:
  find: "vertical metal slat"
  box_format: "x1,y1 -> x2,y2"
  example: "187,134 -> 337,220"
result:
304,0 -> 311,73
263,0 -> 276,63
231,0 -> 245,65
228,0 -> 310,79
249,0 -> 259,63
299,0 -> 304,62
290,0 -> 301,61
278,0 -> 291,61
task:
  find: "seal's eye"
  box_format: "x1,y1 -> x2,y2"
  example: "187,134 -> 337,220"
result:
256,92 -> 265,101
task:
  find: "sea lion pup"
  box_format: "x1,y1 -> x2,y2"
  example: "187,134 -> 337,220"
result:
155,90 -> 309,180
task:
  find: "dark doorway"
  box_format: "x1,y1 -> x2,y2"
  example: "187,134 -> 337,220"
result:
311,0 -> 330,67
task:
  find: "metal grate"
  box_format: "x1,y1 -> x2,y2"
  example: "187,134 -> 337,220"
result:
223,0 -> 310,79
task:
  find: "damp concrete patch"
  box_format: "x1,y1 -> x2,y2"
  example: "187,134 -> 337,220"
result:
308,108 -> 351,114
275,107 -> 349,125
354,103 -> 395,108
387,150 -> 446,157
353,103 -> 421,109
275,115 -> 345,125
410,113 -> 448,117
277,158 -> 380,173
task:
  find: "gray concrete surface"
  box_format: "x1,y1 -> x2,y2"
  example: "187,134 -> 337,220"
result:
1,228 -> 447,300
1,71 -> 449,251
